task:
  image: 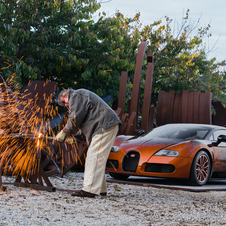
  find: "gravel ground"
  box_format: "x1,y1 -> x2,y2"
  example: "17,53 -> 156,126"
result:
1,172 -> 226,226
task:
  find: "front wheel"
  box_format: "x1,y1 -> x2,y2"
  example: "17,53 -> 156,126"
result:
189,150 -> 211,186
109,172 -> 130,180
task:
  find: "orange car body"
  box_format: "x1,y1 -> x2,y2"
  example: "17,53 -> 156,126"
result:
106,124 -> 226,185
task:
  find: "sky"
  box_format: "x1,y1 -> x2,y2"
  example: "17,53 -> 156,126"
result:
94,0 -> 226,64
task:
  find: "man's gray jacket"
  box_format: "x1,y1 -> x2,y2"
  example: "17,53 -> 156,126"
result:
62,89 -> 121,143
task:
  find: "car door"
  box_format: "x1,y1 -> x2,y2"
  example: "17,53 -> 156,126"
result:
211,129 -> 226,171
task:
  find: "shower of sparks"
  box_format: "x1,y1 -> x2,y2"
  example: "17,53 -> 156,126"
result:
0,70 -> 121,182
0,74 -> 62,178
0,73 -> 89,180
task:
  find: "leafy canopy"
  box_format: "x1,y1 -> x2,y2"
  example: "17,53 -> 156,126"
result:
0,1 -> 226,106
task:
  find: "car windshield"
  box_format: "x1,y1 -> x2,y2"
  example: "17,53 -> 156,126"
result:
142,124 -> 211,140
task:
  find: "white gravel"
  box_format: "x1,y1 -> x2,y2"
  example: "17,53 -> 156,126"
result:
1,172 -> 226,226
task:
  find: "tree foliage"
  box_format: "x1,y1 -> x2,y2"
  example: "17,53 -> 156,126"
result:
0,0 -> 137,100
0,1 -> 226,107
111,10 -> 226,106
138,11 -> 226,105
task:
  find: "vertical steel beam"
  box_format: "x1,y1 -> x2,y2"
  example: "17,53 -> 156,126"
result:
117,71 -> 128,119
129,42 -> 147,132
141,52 -> 154,132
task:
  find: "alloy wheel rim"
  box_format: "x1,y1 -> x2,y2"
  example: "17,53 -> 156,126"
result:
196,154 -> 209,182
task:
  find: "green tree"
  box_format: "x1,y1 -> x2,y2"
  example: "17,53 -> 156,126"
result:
0,0 -> 101,86
1,2 -> 225,108
138,10 -> 226,106
96,9 -> 226,108
0,0 -> 137,100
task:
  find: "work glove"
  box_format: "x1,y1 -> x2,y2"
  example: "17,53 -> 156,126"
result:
55,130 -> 66,142
65,137 -> 76,144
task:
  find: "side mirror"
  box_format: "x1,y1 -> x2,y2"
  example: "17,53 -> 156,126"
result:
212,135 -> 226,146
137,130 -> 145,136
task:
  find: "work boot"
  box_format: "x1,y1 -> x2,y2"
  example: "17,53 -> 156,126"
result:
100,192 -> 107,196
71,190 -> 96,198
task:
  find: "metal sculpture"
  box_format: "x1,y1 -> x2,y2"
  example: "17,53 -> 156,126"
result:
156,90 -> 212,126
129,42 -> 147,134
116,42 -> 155,135
141,51 -> 155,132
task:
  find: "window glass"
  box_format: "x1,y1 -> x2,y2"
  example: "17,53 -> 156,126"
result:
143,124 -> 210,140
209,134 -> 214,141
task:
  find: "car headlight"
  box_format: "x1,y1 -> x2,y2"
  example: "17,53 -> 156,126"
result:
111,146 -> 119,152
154,149 -> 179,157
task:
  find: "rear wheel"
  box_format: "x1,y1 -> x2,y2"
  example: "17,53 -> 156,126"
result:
189,150 -> 211,186
109,172 -> 130,180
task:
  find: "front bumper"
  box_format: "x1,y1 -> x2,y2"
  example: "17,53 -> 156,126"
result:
106,152 -> 193,179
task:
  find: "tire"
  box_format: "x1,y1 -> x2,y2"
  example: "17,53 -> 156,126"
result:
189,150 -> 211,186
109,172 -> 130,180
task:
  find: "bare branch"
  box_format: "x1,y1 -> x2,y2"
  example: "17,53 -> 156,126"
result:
98,0 -> 112,3
206,34 -> 221,55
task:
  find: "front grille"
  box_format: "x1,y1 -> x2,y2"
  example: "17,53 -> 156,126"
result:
122,151 -> 140,173
106,160 -> 119,169
145,163 -> 175,173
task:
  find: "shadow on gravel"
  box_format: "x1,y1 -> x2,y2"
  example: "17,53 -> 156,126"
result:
106,175 -> 226,192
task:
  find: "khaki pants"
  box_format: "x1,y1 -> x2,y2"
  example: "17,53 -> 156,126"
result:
83,124 -> 119,195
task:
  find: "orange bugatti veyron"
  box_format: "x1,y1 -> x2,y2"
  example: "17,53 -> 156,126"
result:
106,123 -> 226,186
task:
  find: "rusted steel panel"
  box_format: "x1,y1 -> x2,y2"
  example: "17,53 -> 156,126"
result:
204,92 -> 212,124
147,107 -> 155,130
172,91 -> 179,123
129,42 -> 147,132
156,90 -> 212,126
193,91 -> 200,123
21,80 -> 57,99
20,80 -> 57,118
118,113 -> 129,135
177,92 -> 183,123
117,71 -> 128,119
125,111 -> 137,135
114,107 -> 122,119
161,91 -> 171,125
199,92 -> 206,124
167,90 -> 175,124
156,90 -> 163,126
212,100 -> 226,126
156,90 -> 166,126
162,90 -> 170,124
187,91 -> 194,123
141,52 -> 154,132
182,90 -> 189,123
